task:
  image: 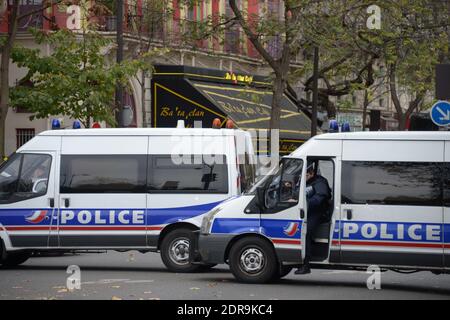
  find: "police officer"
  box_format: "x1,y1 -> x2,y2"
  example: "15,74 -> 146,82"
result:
295,163 -> 331,275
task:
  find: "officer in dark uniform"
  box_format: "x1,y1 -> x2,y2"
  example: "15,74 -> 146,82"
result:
295,163 -> 331,275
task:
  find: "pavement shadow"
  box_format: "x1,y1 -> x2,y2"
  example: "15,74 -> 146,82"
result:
199,276 -> 450,296
0,264 -> 230,274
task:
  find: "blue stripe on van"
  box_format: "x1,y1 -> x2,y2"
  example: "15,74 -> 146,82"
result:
0,201 -> 223,227
210,218 -> 450,246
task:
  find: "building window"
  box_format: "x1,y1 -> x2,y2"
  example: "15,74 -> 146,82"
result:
16,129 -> 35,149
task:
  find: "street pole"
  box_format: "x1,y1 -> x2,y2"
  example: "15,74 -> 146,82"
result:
311,46 -> 319,137
115,0 -> 124,127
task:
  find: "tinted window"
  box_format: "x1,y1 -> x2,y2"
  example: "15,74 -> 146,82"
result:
342,161 -> 442,206
0,153 -> 51,203
264,158 -> 303,211
239,153 -> 256,193
445,163 -> 450,207
148,155 -> 228,193
60,155 -> 147,193
0,154 -> 21,199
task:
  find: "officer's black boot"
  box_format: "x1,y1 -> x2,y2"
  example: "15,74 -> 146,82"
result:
295,262 -> 311,275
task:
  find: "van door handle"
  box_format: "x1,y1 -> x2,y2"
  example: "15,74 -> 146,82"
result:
300,209 -> 305,219
49,198 -> 54,208
346,209 -> 353,220
64,198 -> 70,208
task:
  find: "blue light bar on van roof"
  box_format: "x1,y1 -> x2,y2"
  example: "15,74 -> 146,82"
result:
341,121 -> 350,132
72,120 -> 81,129
329,119 -> 339,132
51,119 -> 61,130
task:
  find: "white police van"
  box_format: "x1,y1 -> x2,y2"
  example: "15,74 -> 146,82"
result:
0,127 -> 256,272
193,132 -> 450,283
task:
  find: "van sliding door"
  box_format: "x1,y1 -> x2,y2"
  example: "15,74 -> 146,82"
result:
58,136 -> 148,248
339,140 -> 444,268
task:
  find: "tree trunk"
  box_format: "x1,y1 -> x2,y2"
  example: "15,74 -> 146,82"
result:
269,74 -> 284,157
362,89 -> 369,131
0,0 -> 19,158
397,113 -> 407,131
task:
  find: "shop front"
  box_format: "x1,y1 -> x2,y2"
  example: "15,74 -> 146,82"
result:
151,65 -> 312,155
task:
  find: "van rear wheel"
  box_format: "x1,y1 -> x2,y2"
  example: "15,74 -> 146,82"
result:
229,237 -> 277,284
160,228 -> 201,273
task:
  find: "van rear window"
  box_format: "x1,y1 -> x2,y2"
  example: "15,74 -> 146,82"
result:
148,155 -> 228,194
60,155 -> 147,193
341,161 -> 442,207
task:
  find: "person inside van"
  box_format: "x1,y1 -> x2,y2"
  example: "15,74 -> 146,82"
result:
280,175 -> 300,203
295,163 -> 331,275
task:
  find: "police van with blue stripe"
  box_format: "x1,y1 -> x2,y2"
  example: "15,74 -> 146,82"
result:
0,127 -> 256,272
193,132 -> 450,283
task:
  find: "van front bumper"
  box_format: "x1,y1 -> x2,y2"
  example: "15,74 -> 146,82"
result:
190,231 -> 234,265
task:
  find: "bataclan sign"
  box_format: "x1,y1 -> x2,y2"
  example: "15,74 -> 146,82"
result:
151,65 -> 313,155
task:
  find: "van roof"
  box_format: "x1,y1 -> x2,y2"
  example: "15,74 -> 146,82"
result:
38,128 -> 246,136
314,131 -> 450,141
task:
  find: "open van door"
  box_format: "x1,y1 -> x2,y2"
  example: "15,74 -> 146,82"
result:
259,158 -> 306,264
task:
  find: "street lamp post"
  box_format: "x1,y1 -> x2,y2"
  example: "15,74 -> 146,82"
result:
115,0 -> 124,127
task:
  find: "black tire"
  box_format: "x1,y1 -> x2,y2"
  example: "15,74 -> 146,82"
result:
1,251 -> 31,268
272,265 -> 293,280
229,237 -> 278,284
160,228 -> 201,273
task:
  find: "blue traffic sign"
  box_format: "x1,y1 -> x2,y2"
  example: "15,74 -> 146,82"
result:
430,101 -> 450,126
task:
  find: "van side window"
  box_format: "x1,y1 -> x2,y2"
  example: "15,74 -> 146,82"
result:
341,161 -> 442,206
263,158 -> 303,213
148,155 -> 228,193
0,153 -> 51,203
239,153 -> 256,193
60,155 -> 147,193
445,163 -> 450,207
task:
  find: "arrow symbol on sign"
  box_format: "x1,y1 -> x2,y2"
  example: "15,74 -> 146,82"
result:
436,107 -> 450,121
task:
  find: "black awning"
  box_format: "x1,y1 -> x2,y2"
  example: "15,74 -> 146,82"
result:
151,65 -> 313,154
190,80 -> 311,140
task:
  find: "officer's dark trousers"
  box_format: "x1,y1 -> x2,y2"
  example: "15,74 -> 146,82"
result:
304,212 -> 322,264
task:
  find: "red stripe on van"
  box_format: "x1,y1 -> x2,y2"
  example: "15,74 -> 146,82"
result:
6,226 -> 55,231
272,239 -> 302,245
6,226 -> 164,231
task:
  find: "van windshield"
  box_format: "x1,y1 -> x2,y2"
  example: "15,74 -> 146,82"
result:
246,164 -> 281,195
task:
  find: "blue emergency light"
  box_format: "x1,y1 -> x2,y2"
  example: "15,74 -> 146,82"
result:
329,119 -> 339,132
51,119 -> 61,130
72,120 -> 81,129
341,122 -> 351,132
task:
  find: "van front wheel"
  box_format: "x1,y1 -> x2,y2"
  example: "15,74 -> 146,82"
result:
160,228 -> 201,273
229,237 -> 277,284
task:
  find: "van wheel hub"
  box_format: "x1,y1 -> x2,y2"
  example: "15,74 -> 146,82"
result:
169,238 -> 190,265
240,248 -> 265,273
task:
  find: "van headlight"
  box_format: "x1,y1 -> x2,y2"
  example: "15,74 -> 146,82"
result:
200,207 -> 222,235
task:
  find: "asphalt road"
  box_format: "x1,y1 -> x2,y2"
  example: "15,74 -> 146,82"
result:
0,251 -> 449,300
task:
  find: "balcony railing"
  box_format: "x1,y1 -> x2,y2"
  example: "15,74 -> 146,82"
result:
1,3 -> 274,61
